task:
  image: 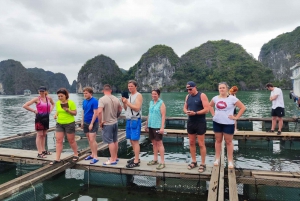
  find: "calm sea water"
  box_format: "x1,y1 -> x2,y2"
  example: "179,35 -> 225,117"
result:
1,91 -> 300,200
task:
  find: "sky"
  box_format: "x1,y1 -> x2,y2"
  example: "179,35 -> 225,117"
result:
0,0 -> 299,84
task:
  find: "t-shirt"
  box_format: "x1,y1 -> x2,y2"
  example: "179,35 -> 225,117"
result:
125,92 -> 142,119
56,100 -> 76,124
83,97 -> 98,123
271,87 -> 285,109
212,95 -> 238,125
98,95 -> 121,125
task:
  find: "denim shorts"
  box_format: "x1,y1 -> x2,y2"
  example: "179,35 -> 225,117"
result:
83,122 -> 99,134
56,122 -> 75,134
213,121 -> 234,135
126,118 -> 141,141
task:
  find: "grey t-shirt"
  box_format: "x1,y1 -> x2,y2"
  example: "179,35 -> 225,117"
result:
98,95 -> 121,125
212,95 -> 238,125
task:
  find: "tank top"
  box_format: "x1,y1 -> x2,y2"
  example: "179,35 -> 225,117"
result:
125,92 -> 142,119
36,96 -> 51,115
148,99 -> 163,128
186,92 -> 206,122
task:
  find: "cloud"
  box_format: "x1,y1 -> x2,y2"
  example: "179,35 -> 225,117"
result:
0,0 -> 299,83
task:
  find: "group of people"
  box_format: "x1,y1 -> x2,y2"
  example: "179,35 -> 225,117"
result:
22,80 -> 285,170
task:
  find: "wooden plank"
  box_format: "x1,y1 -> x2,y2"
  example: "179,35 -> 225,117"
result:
218,139 -> 225,201
0,132 -> 126,197
236,176 -> 300,188
251,170 -> 300,178
207,140 -> 222,201
228,169 -> 238,201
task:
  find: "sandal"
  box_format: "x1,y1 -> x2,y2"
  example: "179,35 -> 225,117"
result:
72,156 -> 79,162
267,130 -> 274,133
126,162 -> 140,168
156,163 -> 165,170
85,155 -> 93,160
228,162 -> 234,169
277,131 -> 282,135
103,160 -> 118,165
37,153 -> 46,158
127,158 -> 140,164
214,159 -> 220,166
147,160 -> 158,166
90,158 -> 99,164
187,162 -> 197,170
50,160 -> 61,165
42,150 -> 52,155
198,164 -> 206,173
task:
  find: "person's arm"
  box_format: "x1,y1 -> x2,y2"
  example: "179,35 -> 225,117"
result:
233,101 -> 246,119
98,107 -> 103,127
117,103 -> 122,118
270,94 -> 279,101
209,99 -> 215,116
23,97 -> 39,114
64,101 -> 77,116
197,93 -> 209,115
89,108 -> 98,131
121,98 -> 127,110
183,95 -> 189,114
159,102 -> 166,134
49,97 -> 55,113
81,110 -> 84,129
122,94 -> 143,112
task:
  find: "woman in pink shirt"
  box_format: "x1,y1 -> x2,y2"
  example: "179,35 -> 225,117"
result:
23,86 -> 55,158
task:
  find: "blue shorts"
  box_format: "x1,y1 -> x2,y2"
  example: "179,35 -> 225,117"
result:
126,118 -> 141,140
213,121 -> 234,135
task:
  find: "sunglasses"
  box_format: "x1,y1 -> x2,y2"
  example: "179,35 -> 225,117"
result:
186,87 -> 194,91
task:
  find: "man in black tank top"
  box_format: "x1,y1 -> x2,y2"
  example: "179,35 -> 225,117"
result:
183,81 -> 210,173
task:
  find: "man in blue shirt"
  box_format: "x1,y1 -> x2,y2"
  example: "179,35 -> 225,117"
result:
81,87 -> 99,164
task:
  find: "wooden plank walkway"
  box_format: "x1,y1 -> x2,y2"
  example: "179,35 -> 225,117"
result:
0,148 -> 70,164
228,168 -> 238,201
75,157 -> 212,180
207,140 -> 225,201
0,132 -> 126,200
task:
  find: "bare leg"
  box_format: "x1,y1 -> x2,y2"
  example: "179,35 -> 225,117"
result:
88,133 -> 98,159
157,140 -> 165,164
55,132 -> 64,161
188,134 -> 197,163
277,117 -> 283,131
271,116 -> 277,131
224,133 -> 234,162
197,134 -> 206,165
152,140 -> 158,161
67,133 -> 78,156
108,142 -> 117,162
36,130 -> 44,154
130,140 -> 140,163
214,133 -> 223,160
41,130 -> 47,151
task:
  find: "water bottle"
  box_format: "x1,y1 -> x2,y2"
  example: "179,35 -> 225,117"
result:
156,130 -> 167,134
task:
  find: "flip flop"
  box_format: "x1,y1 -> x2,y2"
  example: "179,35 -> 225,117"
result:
72,156 -> 79,161
90,158 -> 99,164
85,155 -> 93,160
108,157 -> 119,162
50,160 -> 61,165
103,160 -> 118,165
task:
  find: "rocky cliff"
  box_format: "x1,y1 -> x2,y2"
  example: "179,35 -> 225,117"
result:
70,80 -> 77,93
174,40 -> 274,90
0,60 -> 71,95
132,45 -> 180,92
258,26 -> 300,88
77,54 -> 123,93
0,60 -> 36,95
27,68 -> 70,93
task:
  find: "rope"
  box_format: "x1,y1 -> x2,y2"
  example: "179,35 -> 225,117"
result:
30,181 -> 37,201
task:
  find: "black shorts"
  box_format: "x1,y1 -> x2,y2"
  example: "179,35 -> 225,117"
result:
271,107 -> 285,117
35,114 -> 50,131
148,128 -> 163,141
187,121 -> 206,135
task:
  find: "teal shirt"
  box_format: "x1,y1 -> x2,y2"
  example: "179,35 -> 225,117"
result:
148,99 -> 164,129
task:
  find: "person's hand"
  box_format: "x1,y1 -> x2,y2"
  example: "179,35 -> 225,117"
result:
89,124 -> 93,131
145,126 -> 149,132
121,97 -> 128,104
228,115 -> 236,120
63,107 -> 69,112
158,128 -> 164,134
54,114 -> 57,119
100,121 -> 105,128
33,110 -> 38,114
186,110 -> 196,116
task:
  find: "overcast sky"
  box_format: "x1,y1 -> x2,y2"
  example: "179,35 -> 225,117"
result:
0,0 -> 299,84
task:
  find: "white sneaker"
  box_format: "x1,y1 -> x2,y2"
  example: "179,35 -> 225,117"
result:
213,159 -> 219,166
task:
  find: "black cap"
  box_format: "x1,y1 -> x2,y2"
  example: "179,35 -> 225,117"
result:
38,86 -> 47,91
186,81 -> 196,87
